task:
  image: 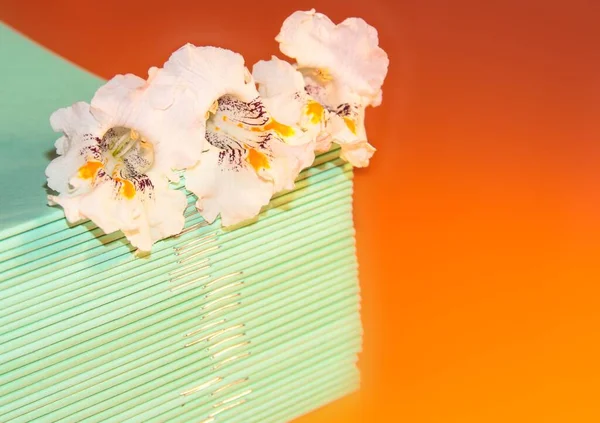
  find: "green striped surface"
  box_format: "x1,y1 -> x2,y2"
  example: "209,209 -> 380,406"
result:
0,147 -> 362,422
0,24 -> 361,422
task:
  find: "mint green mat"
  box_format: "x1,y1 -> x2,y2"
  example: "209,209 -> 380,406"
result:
0,23 -> 361,423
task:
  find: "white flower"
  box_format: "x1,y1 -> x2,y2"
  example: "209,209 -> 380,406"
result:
276,9 -> 389,167
156,45 -> 316,226
46,73 -> 201,252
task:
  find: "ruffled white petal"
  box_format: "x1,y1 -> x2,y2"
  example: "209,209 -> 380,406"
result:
253,57 -> 305,127
50,101 -> 102,150
314,132 -> 333,153
338,139 -> 376,167
267,139 -> 315,192
47,102 -> 99,193
48,178 -> 187,252
157,44 -> 259,118
276,9 -> 389,106
185,145 -> 273,226
253,56 -> 305,100
252,56 -> 325,147
325,105 -> 375,167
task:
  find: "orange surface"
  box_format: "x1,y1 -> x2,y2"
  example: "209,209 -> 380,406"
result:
3,1 -> 600,421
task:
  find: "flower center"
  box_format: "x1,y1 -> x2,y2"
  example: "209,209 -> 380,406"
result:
74,127 -> 156,200
204,95 -> 275,172
102,127 -> 155,177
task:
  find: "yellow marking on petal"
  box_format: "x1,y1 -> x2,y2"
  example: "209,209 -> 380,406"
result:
112,171 -> 136,200
222,115 -> 228,122
78,161 -> 103,180
264,119 -> 295,137
343,117 -> 357,135
246,147 -> 270,172
305,101 -> 324,124
215,126 -> 220,131
237,123 -> 243,128
120,179 -> 136,199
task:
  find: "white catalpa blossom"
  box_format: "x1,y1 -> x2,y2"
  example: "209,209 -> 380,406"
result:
154,45 -> 315,226
46,73 -> 203,251
276,9 -> 389,167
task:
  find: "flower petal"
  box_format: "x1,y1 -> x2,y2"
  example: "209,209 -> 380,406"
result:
49,176 -> 187,252
267,137 -> 315,192
185,144 -> 273,227
276,9 -> 389,105
158,44 -> 259,118
339,139 -> 376,167
325,104 -> 375,167
253,56 -> 325,147
46,102 -> 101,193
253,56 -> 305,100
50,101 -> 102,147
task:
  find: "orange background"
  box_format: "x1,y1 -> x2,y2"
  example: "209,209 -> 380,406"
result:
3,1 -> 600,421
